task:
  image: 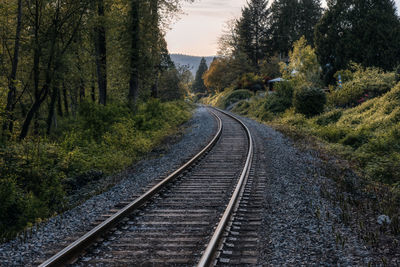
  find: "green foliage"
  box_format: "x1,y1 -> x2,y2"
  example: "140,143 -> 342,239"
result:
0,99 -> 191,238
235,0 -> 269,68
281,36 -> 321,86
315,0 -> 400,84
158,69 -> 185,101
329,65 -> 396,107
223,89 -> 254,109
293,86 -> 326,117
273,82 -> 400,184
269,0 -> 322,56
315,109 -> 343,126
192,57 -> 208,94
264,81 -> 294,114
235,73 -> 265,92
0,178 -> 38,237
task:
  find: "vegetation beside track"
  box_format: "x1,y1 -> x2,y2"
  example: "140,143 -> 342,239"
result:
0,100 -> 192,240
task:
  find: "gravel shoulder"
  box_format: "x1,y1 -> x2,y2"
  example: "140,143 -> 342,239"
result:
0,106 -> 216,266
233,113 -> 373,265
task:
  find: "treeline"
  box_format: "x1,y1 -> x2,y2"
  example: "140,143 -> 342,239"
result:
202,0 -> 400,93
0,0 -> 193,141
0,0 -> 194,239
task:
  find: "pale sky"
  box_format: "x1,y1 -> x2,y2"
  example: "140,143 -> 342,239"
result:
165,0 -> 400,56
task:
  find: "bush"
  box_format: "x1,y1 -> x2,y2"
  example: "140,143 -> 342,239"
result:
329,65 -> 396,107
232,100 -> 251,115
235,73 -> 265,92
315,109 -> 343,126
340,129 -> 370,149
0,99 -> 192,239
78,101 -> 130,141
223,89 -> 253,109
264,81 -> 294,114
293,86 -> 326,117
316,126 -> 348,143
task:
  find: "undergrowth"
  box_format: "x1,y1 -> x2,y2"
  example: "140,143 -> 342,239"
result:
0,99 -> 192,240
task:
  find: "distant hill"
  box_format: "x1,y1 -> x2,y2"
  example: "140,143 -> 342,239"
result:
170,54 -> 215,76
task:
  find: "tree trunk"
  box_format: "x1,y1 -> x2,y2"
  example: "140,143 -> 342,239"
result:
151,72 -> 159,98
150,0 -> 159,99
46,83 -> 59,134
91,71 -> 96,102
57,85 -> 63,117
128,0 -> 140,106
19,84 -> 49,140
95,0 -> 107,106
63,82 -> 69,116
2,0 -> 23,135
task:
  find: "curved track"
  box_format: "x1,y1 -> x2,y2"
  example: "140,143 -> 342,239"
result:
39,108 -> 255,266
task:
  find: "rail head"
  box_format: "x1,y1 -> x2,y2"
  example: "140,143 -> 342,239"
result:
197,107 -> 254,267
39,109 -> 223,267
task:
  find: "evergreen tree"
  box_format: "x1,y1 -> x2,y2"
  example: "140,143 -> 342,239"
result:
268,0 -> 322,58
315,0 -> 400,84
297,0 -> 322,45
235,0 -> 270,69
268,0 -> 299,58
192,57 -> 208,94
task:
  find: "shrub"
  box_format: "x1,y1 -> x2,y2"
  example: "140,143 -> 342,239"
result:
293,86 -> 326,117
316,126 -> 348,143
0,178 -> 43,238
329,65 -> 396,107
223,89 -> 253,109
232,100 -> 251,115
0,99 -> 192,238
78,101 -> 130,141
340,129 -> 370,149
264,81 -> 294,114
235,73 -> 264,92
315,109 -> 343,126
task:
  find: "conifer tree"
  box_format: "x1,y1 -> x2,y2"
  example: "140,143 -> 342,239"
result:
297,0 -> 322,45
235,0 -> 269,69
192,58 -> 208,94
268,0 -> 299,58
315,0 -> 400,84
268,0 -> 321,58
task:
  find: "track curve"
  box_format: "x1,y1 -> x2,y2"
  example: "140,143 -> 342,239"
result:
39,107 -> 254,267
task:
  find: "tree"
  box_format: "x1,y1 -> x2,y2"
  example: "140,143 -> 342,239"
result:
94,0 -> 107,106
128,0 -> 140,106
2,0 -> 22,135
19,0 -> 88,139
235,0 -> 270,69
203,58 -> 232,92
297,0 -> 322,45
268,0 -> 299,58
315,0 -> 400,84
268,0 -> 322,57
192,57 -> 208,94
281,36 -> 321,86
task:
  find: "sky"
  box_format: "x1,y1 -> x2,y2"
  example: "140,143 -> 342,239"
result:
165,0 -> 400,57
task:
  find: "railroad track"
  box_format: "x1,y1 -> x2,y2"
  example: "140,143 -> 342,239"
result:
39,108 -> 263,266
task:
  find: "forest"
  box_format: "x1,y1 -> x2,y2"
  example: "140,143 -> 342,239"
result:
199,0 -> 400,232
0,0 -> 195,239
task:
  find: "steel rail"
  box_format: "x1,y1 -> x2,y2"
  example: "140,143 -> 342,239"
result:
197,108 -> 254,267
39,110 -> 223,267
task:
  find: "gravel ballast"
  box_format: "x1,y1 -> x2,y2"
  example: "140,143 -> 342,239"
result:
0,106 -> 216,266
236,114 -> 372,265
